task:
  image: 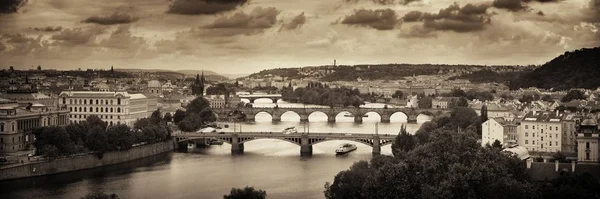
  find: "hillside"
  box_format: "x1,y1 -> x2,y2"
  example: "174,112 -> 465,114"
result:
508,47 -> 600,90
246,64 -> 528,82
115,68 -> 229,81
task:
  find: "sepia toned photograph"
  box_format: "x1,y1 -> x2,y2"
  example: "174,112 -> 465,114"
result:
0,0 -> 599,198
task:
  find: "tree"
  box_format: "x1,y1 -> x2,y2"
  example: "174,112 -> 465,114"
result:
325,130 -> 537,199
481,104 -> 488,122
561,90 -> 586,102
492,139 -> 502,149
391,125 -> 416,157
392,90 -> 404,99
150,109 -> 162,123
106,124 -> 134,150
223,186 -> 267,199
163,112 -> 173,122
37,65 -> 42,71
40,145 -> 59,159
173,109 -> 186,123
85,126 -> 110,153
417,95 -> 432,108
79,192 -> 120,199
186,97 -> 211,114
552,151 -> 567,163
9,66 -> 14,72
85,115 -> 107,130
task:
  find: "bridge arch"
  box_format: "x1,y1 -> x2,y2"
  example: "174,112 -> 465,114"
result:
362,111 -> 382,122
279,111 -> 301,122
334,111 -> 355,122
307,111 -> 328,122
254,111 -> 274,122
238,137 -> 302,146
389,112 -> 408,122
252,98 -> 276,104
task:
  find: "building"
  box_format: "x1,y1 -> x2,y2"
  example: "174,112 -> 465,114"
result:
191,73 -> 205,96
58,91 -> 156,126
562,114 -> 582,153
162,80 -> 176,93
518,111 -> 564,153
481,118 -> 518,147
0,90 -> 55,108
205,95 -> 226,108
576,118 -> 599,162
0,98 -> 69,154
406,95 -> 418,108
147,80 -> 162,95
432,97 -> 458,109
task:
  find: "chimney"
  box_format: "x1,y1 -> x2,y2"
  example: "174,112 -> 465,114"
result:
526,158 -> 532,169
555,160 -> 559,172
572,161 -> 576,172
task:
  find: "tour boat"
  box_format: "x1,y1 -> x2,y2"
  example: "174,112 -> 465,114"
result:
335,143 -> 357,154
283,127 -> 297,134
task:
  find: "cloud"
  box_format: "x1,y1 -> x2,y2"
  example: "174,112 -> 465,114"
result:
372,0 -> 396,5
402,3 -> 491,33
280,12 -> 306,31
203,7 -> 280,36
51,27 -> 103,46
582,0 -> 600,23
492,0 -> 561,12
341,8 -> 400,30
398,25 -> 437,38
402,11 -> 423,22
0,0 -> 26,14
99,25 -> 147,51
83,12 -> 139,25
33,26 -> 63,32
0,33 -> 47,56
167,0 -> 248,15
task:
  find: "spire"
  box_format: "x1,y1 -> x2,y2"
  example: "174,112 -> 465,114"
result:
201,70 -> 205,82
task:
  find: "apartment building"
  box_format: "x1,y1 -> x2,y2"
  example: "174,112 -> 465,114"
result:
58,91 -> 156,126
518,111 -> 563,153
481,118 -> 518,147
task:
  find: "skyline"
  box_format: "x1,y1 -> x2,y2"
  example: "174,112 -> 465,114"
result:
0,0 -> 599,74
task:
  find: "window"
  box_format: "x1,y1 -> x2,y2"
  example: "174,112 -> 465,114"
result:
90,107 -> 93,112
533,126 -> 535,130
96,107 -> 99,112
70,99 -> 73,104
0,138 -> 2,143
533,141 -> 535,145
1,123 -> 4,132
110,100 -> 113,105
96,99 -> 99,104
62,97 -> 66,104
533,133 -> 535,137
586,142 -> 590,148
70,107 -> 73,112
525,132 -> 528,137
525,125 -> 528,129
549,142 -> 552,146
525,140 -> 528,144
586,153 -> 590,160
90,100 -> 93,105
541,129 -> 544,134
541,137 -> 544,141
118,98 -> 121,105
110,108 -> 113,113
78,99 -> 81,104
556,142 -> 558,146
555,126 -> 558,131
84,107 -> 86,112
84,99 -> 87,104
78,107 -> 81,112
117,107 -> 121,113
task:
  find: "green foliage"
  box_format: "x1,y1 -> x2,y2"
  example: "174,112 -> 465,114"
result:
206,83 -> 235,95
552,151 -> 567,163
106,124 -> 134,150
324,130 -> 537,199
173,109 -> 186,123
392,90 -> 404,99
561,90 -> 586,102
492,139 -> 502,149
391,125 -> 416,157
85,126 -> 110,153
519,93 -> 541,104
481,105 -> 488,122
449,69 -> 525,84
540,173 -> 600,199
223,186 -> 267,199
33,126 -> 76,156
79,192 -> 119,199
541,95 -> 554,102
509,47 -> 600,90
282,86 -> 365,107
150,109 -> 162,123
163,112 -> 173,122
417,95 -> 432,108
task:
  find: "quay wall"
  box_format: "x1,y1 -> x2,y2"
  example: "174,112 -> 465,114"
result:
0,140 -> 175,181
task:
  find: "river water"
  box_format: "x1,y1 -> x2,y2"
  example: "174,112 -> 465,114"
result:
0,101 -> 429,199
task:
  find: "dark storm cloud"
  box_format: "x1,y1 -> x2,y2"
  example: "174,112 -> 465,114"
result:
83,12 -> 139,25
0,0 -> 26,14
372,0 -> 396,5
402,11 -> 423,22
583,0 -> 600,23
341,8 -> 400,30
0,33 -> 46,55
346,0 -> 420,5
280,12 -> 306,31
401,3 -> 491,33
33,26 -> 63,32
492,0 -> 561,12
398,25 -> 437,38
167,0 -> 248,15
203,7 -> 280,36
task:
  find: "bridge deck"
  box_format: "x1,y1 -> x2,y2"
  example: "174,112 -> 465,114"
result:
175,132 -> 396,139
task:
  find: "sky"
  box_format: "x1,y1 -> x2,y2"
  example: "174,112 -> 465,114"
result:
0,0 -> 598,74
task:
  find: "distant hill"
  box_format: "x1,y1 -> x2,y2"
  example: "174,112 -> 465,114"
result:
508,47 -> 600,90
245,64 -> 528,82
115,68 -> 229,81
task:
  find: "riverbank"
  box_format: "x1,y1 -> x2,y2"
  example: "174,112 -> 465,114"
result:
0,140 -> 175,181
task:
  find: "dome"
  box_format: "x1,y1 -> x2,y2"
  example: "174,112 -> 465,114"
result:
147,80 -> 161,88
502,146 -> 530,160
581,118 -> 598,126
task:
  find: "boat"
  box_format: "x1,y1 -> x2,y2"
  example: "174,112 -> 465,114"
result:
209,139 -> 224,145
335,143 -> 357,154
283,126 -> 297,134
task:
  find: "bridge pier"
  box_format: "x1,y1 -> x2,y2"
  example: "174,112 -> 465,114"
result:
380,114 -> 391,123
300,114 -> 309,122
231,134 -> 244,155
272,114 -> 281,122
372,136 -> 381,155
248,99 -> 255,104
300,135 -> 312,156
327,115 -> 336,123
354,115 -> 363,123
407,118 -> 418,124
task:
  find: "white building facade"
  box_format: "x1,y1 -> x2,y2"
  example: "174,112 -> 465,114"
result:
58,91 -> 156,126
518,111 -> 563,153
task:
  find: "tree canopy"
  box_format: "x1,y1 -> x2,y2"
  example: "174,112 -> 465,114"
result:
223,186 -> 266,199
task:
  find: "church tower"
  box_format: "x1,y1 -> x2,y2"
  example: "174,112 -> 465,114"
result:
192,72 -> 205,96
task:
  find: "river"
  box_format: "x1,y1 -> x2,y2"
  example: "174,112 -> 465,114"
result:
0,101 -> 430,199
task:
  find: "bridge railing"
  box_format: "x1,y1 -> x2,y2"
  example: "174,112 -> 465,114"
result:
175,131 -> 397,138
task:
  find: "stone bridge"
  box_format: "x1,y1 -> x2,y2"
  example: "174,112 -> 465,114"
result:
239,94 -> 282,103
175,132 -> 396,156
213,107 -> 449,123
